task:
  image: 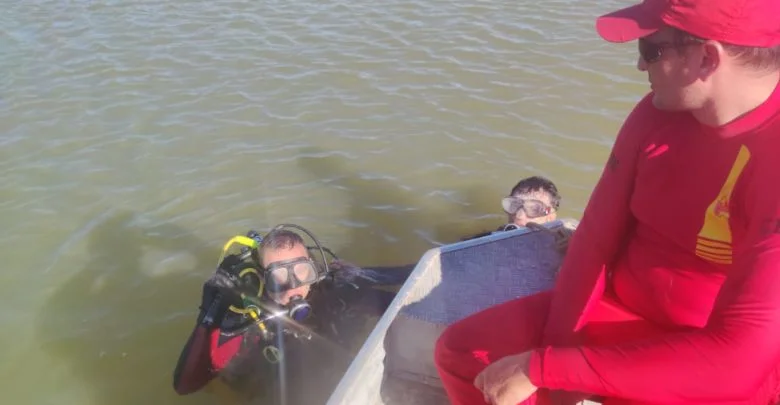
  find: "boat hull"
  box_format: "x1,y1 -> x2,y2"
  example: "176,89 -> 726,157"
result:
326,219 -> 579,405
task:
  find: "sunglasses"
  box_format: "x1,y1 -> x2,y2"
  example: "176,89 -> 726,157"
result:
501,197 -> 552,219
638,37 -> 702,64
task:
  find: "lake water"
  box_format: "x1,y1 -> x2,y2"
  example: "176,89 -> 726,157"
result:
0,0 -> 647,404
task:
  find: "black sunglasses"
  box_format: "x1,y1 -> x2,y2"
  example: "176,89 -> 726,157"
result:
638,38 -> 675,64
638,37 -> 702,64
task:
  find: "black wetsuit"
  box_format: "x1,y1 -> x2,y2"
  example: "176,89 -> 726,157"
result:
173,227 -> 511,403
192,274 -> 393,405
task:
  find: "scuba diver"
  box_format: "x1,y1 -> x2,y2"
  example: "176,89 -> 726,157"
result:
172,177 -> 572,402
328,176 -> 574,294
172,224 -> 394,404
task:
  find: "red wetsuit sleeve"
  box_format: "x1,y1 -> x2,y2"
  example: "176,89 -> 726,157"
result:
529,156 -> 780,402
540,96 -> 656,347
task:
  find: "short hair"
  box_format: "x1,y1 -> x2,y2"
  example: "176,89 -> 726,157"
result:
259,229 -> 305,252
510,176 -> 561,210
672,28 -> 780,71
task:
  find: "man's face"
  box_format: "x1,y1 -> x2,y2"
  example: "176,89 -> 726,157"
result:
636,28 -> 709,111
503,190 -> 557,227
262,243 -> 312,305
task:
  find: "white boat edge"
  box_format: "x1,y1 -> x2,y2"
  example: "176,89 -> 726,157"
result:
325,218 -> 598,405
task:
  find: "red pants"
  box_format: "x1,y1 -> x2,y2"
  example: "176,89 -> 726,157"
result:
434,291 -> 557,405
434,291 -> 780,405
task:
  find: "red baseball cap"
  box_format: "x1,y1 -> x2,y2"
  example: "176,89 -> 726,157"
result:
596,0 -> 780,47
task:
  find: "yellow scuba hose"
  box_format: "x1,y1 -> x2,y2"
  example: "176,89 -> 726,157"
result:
216,235 -> 259,267
217,234 -> 269,334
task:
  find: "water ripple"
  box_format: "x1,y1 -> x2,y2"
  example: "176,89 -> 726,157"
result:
2,1 -> 645,404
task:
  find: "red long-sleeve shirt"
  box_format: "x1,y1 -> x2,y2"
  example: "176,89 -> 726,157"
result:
528,81 -> 780,403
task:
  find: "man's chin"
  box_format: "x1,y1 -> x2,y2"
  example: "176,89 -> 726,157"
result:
651,94 -> 668,110
651,94 -> 687,112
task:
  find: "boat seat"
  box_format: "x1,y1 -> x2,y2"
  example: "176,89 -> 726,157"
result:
379,220 -> 577,404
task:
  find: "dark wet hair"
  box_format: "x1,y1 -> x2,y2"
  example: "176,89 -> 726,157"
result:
510,176 -> 561,210
259,229 -> 306,252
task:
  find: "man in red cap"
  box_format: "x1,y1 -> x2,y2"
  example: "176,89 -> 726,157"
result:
434,0 -> 780,404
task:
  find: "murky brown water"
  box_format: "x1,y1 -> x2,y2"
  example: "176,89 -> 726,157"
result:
1,0 -> 649,404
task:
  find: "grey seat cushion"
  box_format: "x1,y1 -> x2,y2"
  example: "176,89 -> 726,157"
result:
380,221 -> 576,404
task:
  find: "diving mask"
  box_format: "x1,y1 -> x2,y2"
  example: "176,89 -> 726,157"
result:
264,257 -> 321,293
501,197 -> 552,218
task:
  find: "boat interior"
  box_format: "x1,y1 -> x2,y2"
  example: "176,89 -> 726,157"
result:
325,218 -> 582,405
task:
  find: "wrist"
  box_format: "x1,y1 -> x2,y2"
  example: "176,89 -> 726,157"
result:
526,349 -> 545,387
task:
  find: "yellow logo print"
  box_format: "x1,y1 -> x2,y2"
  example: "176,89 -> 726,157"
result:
695,146 -> 750,265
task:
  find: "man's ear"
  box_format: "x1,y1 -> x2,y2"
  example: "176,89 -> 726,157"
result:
699,40 -> 724,78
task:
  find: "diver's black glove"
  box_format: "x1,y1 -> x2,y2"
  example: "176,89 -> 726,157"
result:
196,256 -> 245,326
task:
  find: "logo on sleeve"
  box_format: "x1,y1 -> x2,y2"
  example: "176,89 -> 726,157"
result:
695,146 -> 751,265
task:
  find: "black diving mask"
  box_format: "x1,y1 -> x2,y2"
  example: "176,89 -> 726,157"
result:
264,257 -> 321,293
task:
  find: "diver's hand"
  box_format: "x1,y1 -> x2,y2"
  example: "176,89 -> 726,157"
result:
526,222 -> 572,256
554,228 -> 572,255
328,259 -> 380,290
474,352 -> 537,405
329,259 -> 359,271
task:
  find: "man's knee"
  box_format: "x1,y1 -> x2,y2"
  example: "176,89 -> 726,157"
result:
434,323 -> 456,369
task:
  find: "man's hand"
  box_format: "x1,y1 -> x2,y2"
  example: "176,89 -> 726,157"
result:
327,259 -> 367,289
474,351 -> 537,405
329,259 -> 359,271
525,222 -> 573,256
